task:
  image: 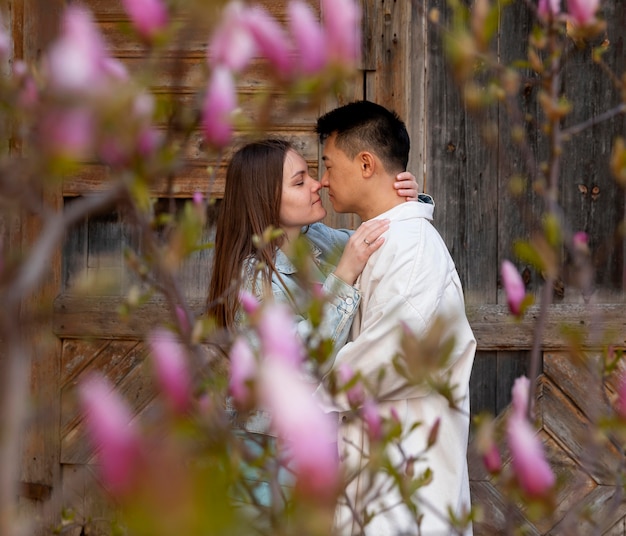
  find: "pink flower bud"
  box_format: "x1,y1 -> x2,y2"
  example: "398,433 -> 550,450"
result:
46,7 -> 108,93
78,374 -> 142,496
573,231 -> 589,254
257,303 -> 305,368
148,328 -> 192,414
615,373 -> 626,420
501,260 -> 526,317
483,443 -> 502,474
202,66 -> 237,148
228,336 -> 257,406
362,399 -> 382,441
260,361 -> 339,500
239,290 -> 260,316
566,0 -> 599,26
538,0 -> 562,19
245,6 -> 293,77
288,0 -> 328,75
506,413 -> 555,497
175,305 -> 191,335
511,375 -> 531,418
321,0 -> 361,67
121,0 -> 168,42
0,15 -> 10,58
208,1 -> 257,72
41,107 -> 95,160
338,363 -> 364,407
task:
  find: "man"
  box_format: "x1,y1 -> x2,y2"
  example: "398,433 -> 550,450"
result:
315,101 -> 476,535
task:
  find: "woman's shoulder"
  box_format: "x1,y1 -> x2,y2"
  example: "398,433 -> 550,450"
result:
305,222 -> 352,251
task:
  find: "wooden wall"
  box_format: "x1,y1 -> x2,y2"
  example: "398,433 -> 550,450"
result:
5,0 -> 626,533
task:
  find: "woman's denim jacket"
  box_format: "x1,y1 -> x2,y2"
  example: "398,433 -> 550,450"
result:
230,223 -> 360,435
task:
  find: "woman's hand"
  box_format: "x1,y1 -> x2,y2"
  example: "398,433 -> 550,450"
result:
394,171 -> 421,201
333,219 -> 390,285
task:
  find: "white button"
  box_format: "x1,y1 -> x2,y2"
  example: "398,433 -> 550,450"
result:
346,298 -> 353,305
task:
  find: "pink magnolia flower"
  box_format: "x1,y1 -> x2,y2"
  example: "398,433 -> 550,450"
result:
483,442 -> 503,474
79,374 -> 142,496
506,413 -> 555,497
321,0 -> 361,67
567,0 -> 600,26
121,0 -> 169,42
362,399 -> 382,441
202,66 -> 237,148
46,6 -> 109,93
260,360 -> 339,499
538,0 -> 561,19
0,15 -> 10,58
41,107 -> 95,160
208,1 -> 257,72
615,373 -> 626,420
257,302 -> 305,368
338,363 -> 365,407
148,328 -> 192,414
501,259 -> 526,316
511,375 -> 531,417
239,290 -> 260,316
13,61 -> 39,109
245,6 -> 293,77
288,0 -> 328,75
573,231 -> 589,254
175,305 -> 191,335
228,336 -> 257,406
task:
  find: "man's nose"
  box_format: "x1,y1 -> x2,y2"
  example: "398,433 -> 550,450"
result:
320,172 -> 329,187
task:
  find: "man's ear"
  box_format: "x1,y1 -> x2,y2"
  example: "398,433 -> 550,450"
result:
358,151 -> 376,178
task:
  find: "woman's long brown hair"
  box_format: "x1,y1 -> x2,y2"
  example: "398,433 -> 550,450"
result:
206,138 -> 292,331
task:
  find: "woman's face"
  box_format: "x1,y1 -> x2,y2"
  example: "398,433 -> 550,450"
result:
279,149 -> 327,232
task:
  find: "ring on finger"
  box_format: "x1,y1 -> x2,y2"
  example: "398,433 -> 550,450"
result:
363,238 -> 371,246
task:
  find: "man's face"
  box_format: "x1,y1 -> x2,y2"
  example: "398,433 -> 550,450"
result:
320,133 -> 360,214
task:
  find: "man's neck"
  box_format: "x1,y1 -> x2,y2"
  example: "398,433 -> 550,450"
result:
359,197 -> 404,221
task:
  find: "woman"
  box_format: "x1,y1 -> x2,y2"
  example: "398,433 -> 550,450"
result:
206,138 -> 418,508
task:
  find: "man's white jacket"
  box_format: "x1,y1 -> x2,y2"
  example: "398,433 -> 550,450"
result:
322,199 -> 476,536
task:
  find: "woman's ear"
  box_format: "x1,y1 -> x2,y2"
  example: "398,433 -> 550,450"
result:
359,151 -> 376,178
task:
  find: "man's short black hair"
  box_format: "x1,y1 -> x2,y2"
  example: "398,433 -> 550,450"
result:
316,100 -> 410,174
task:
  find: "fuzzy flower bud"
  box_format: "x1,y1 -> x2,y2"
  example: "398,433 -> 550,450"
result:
615,372 -> 626,420
512,375 -> 531,418
567,0 -> 600,26
260,360 -> 339,500
538,0 -> 562,19
362,399 -> 383,441
208,1 -> 257,72
321,0 -> 361,67
257,302 -> 305,368
288,0 -> 328,75
239,290 -> 260,316
338,363 -> 365,407
0,15 -> 10,59
501,260 -> 526,317
245,6 -> 293,77
121,0 -> 168,42
228,336 -> 257,407
202,66 -> 237,148
46,7 -> 108,93
506,413 -> 555,497
79,374 -> 142,496
148,328 -> 192,414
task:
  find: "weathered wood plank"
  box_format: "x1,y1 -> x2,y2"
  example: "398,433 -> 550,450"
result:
540,377 -> 622,485
560,0 -> 626,297
52,296 -> 626,350
469,481 -> 539,536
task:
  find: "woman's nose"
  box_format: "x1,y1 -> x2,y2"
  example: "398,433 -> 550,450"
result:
311,178 -> 322,192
